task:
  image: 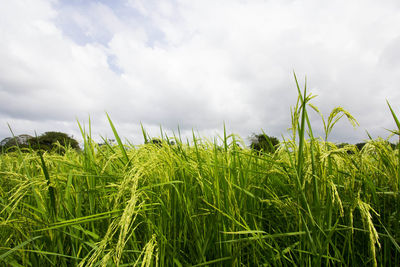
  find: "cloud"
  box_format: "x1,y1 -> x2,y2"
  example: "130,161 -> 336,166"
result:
1,0 -> 400,145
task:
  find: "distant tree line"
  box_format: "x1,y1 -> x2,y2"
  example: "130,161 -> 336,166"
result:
0,132 -> 80,154
337,141 -> 399,152
249,134 -> 399,154
1,130 -> 398,155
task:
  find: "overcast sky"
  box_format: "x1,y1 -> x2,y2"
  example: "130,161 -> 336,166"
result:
1,0 -> 400,145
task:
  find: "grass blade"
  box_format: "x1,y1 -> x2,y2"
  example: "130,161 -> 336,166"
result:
106,113 -> 129,164
0,236 -> 42,262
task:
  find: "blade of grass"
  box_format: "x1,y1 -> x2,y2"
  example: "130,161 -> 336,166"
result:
38,152 -> 56,220
106,113 -> 129,164
0,235 -> 42,262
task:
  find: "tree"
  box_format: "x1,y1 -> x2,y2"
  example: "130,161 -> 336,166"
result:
145,138 -> 176,147
355,142 -> 366,151
0,134 -> 34,152
31,132 -> 80,153
336,142 -> 356,154
337,143 -> 349,149
149,138 -> 162,146
250,133 -> 280,153
0,137 -> 14,147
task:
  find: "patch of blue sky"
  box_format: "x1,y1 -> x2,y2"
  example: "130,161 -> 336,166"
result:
51,1 -> 173,74
52,0 -> 167,48
106,54 -> 123,75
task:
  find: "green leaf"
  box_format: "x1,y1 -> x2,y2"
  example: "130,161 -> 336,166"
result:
106,113 -> 129,164
0,236 -> 42,261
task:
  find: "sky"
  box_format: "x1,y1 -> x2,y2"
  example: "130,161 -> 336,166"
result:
1,0 -> 400,146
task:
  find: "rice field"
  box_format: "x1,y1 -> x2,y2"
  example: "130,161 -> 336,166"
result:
1,78 -> 400,266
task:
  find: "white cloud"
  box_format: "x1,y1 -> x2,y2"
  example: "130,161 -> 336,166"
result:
1,0 -> 400,145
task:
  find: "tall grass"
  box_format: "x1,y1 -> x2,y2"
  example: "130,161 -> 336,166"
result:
1,76 -> 400,266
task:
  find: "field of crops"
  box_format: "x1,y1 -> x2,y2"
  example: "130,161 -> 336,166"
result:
1,83 -> 400,266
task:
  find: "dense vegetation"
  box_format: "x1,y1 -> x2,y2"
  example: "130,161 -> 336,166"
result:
1,79 -> 400,266
0,131 -> 80,154
249,133 -> 280,153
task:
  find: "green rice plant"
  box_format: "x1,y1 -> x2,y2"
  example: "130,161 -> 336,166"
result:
387,100 -> 400,190
1,77 -> 400,266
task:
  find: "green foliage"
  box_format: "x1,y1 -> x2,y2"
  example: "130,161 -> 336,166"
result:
148,138 -> 162,146
356,142 -> 366,151
0,132 -> 80,154
1,79 -> 400,266
0,135 -> 31,151
145,138 -> 175,147
249,133 -> 280,153
1,137 -> 18,148
31,131 -> 80,153
337,142 -> 350,148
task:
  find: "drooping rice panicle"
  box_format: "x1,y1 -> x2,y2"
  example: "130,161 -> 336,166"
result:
1,78 -> 399,266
